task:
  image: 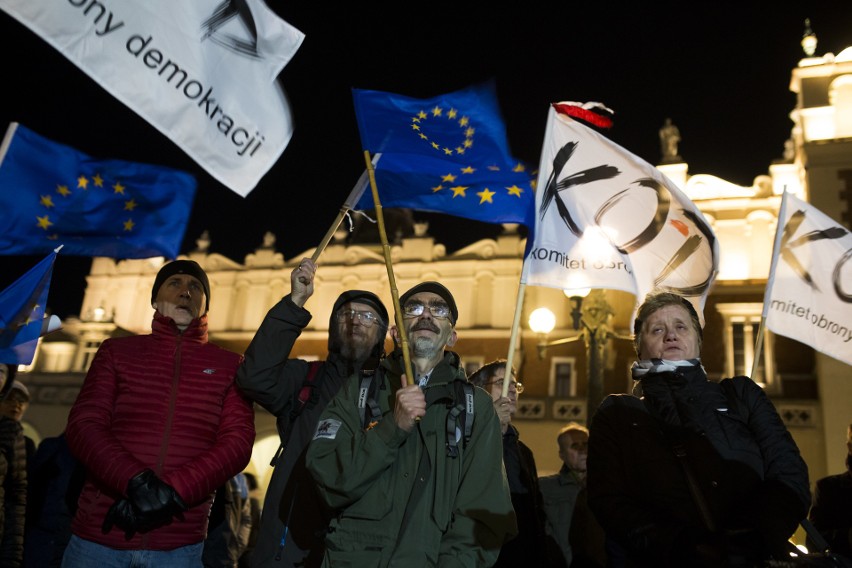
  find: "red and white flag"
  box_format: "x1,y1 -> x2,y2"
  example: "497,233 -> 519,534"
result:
764,192 -> 852,366
521,104 -> 719,324
0,0 -> 304,197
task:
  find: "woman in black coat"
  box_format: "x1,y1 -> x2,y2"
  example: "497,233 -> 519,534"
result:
587,292 -> 810,567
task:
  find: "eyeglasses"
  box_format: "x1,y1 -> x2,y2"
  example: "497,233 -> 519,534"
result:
335,309 -> 380,328
402,302 -> 451,319
483,379 -> 524,394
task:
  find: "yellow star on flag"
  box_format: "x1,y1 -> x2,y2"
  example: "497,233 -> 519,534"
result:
37,215 -> 53,229
56,185 -> 71,197
77,175 -> 89,189
477,188 -> 496,204
40,195 -> 55,208
123,219 -> 135,231
507,185 -> 524,197
451,186 -> 468,198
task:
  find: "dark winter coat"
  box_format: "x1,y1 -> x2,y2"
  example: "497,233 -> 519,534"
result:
0,416 -> 26,567
540,465 -> 584,567
588,366 -> 810,567
495,424 -> 551,567
235,295 -> 350,568
808,459 -> 852,556
66,312 -> 255,551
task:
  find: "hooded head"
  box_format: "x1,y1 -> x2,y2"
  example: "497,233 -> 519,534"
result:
328,290 -> 389,363
151,260 -> 211,315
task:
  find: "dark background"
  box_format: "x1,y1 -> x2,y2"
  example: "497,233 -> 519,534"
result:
3,3 -> 852,318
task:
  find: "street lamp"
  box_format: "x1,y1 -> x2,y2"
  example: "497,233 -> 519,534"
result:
530,289 -> 630,421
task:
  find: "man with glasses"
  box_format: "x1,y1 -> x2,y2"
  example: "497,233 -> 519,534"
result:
469,360 -> 552,567
307,281 -> 516,566
236,258 -> 389,568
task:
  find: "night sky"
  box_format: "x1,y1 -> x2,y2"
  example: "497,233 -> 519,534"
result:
3,4 -> 852,318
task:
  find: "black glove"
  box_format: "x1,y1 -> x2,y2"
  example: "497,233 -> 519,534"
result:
102,498 -> 139,539
126,469 -> 188,522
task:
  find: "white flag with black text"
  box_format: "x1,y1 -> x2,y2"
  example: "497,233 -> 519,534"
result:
0,0 -> 304,196
764,192 -> 852,366
521,104 -> 719,324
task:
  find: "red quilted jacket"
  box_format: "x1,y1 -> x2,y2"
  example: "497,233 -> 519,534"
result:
66,313 -> 255,550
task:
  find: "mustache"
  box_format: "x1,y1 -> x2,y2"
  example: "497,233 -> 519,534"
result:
412,321 -> 440,333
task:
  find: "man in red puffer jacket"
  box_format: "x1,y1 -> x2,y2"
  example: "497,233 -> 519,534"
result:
63,260 -> 255,567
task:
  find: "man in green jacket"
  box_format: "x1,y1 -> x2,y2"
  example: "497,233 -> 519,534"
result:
306,281 -> 517,567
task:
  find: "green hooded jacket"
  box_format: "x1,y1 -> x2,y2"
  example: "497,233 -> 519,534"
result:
306,349 -> 517,567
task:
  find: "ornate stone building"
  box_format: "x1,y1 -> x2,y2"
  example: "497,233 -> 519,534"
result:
16,39 -> 852,498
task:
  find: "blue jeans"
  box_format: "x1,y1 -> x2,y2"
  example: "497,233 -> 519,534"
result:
61,535 -> 203,568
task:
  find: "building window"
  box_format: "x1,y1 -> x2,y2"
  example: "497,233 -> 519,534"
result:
716,303 -> 777,391
76,339 -> 102,372
550,356 -> 577,397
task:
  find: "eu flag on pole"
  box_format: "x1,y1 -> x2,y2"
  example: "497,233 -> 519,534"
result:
0,123 -> 197,259
352,83 -> 535,228
0,248 -> 57,365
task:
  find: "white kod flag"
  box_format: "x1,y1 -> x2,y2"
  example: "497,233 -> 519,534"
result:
522,104 -> 719,324
764,192 -> 852,366
0,0 -> 304,196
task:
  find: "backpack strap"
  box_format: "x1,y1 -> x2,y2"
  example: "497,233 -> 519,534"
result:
271,361 -> 324,467
358,369 -> 382,429
423,379 -> 475,458
291,360 -> 324,420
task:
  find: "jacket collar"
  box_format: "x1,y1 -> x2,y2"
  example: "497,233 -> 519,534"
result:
152,311 -> 208,343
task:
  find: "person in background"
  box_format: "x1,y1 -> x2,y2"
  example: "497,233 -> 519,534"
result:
0,381 -> 35,462
0,363 -> 27,568
307,281 -> 517,566
807,423 -> 852,556
24,431 -> 84,568
468,359 -> 552,567
235,257 -> 390,567
539,422 -> 587,567
202,473 -> 253,568
587,291 -> 810,567
62,260 -> 256,567
238,473 -> 262,568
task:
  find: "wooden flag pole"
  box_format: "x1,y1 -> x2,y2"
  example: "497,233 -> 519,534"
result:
503,281 -> 527,398
363,150 -> 415,386
309,208 -> 347,263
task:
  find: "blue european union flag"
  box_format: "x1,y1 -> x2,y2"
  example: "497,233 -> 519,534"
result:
0,249 -> 56,365
352,83 -> 535,228
0,123 -> 197,259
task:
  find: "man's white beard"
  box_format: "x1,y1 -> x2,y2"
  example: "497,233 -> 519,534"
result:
411,335 -> 441,360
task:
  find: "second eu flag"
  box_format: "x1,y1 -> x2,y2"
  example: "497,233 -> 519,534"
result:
352,83 -> 535,228
0,122 -> 196,259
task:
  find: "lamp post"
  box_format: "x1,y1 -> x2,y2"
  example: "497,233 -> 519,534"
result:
530,289 -> 629,421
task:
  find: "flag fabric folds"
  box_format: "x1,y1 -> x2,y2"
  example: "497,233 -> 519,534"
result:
0,0 -> 304,196
0,249 -> 57,365
0,123 -> 196,259
352,83 -> 536,228
764,192 -> 852,366
521,104 -> 719,324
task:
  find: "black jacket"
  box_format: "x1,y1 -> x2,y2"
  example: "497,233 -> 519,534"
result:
235,295 -> 350,567
588,366 -> 810,567
495,424 -> 553,567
